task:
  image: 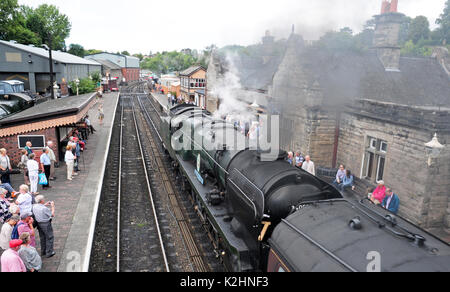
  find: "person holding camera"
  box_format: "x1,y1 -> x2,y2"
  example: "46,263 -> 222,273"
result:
32,195 -> 55,258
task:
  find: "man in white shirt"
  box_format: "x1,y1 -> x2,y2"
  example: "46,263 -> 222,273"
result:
301,155 -> 316,176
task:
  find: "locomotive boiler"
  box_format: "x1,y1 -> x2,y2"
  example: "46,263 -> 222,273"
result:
159,104 -> 450,272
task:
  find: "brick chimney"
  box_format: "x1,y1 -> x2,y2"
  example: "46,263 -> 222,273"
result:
374,0 -> 403,71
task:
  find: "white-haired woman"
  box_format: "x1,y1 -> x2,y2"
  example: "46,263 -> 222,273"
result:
26,154 -> 39,195
0,148 -> 12,184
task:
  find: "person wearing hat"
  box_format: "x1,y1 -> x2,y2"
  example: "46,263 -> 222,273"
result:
0,215 -> 20,251
368,180 -> 387,205
0,239 -> 26,272
17,213 -> 35,248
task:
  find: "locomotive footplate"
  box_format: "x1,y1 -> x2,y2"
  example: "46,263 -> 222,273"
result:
176,154 -> 254,272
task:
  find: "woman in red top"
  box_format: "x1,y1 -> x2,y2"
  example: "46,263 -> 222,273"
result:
368,181 -> 387,205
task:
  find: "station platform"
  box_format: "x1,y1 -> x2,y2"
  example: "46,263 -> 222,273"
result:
6,92 -> 119,272
150,92 -> 170,113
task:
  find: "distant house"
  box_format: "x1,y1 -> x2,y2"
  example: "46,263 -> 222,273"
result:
179,65 -> 206,102
85,53 -> 140,82
160,74 -> 180,95
0,40 -> 101,94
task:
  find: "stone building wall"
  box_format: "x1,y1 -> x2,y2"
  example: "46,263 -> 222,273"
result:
282,107 -> 337,167
337,100 -> 450,229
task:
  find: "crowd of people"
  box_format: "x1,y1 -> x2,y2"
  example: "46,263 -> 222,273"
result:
285,153 -> 400,214
0,119 -> 94,272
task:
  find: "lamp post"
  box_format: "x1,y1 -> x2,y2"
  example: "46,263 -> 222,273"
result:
75,78 -> 80,96
41,43 -> 55,99
425,133 -> 445,166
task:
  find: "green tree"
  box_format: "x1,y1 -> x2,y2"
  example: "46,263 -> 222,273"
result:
68,44 -> 85,57
133,53 -> 144,61
408,16 -> 430,44
85,49 -> 103,56
69,77 -> 96,95
25,4 -> 71,50
0,1 -> 38,44
0,0 -> 19,40
121,51 -> 130,56
436,0 -> 450,45
316,30 -> 357,52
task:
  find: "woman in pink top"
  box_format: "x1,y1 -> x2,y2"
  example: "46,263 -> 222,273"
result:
368,181 -> 387,205
17,215 -> 36,247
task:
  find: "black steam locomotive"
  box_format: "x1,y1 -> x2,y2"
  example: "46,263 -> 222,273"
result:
159,103 -> 450,272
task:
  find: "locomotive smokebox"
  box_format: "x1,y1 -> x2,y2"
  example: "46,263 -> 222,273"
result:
226,150 -> 342,240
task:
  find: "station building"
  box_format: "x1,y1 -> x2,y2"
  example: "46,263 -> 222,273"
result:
0,40 -> 101,94
0,93 -> 97,165
85,53 -> 140,82
207,1 -> 450,234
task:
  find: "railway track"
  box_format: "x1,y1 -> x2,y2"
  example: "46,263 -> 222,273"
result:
90,82 -> 220,272
136,86 -> 224,272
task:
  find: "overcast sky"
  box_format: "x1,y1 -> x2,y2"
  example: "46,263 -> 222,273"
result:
19,0 -> 447,54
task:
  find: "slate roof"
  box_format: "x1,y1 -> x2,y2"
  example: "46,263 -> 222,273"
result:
0,93 -> 96,127
93,59 -> 122,70
301,49 -> 450,107
0,40 -> 101,66
180,65 -> 206,76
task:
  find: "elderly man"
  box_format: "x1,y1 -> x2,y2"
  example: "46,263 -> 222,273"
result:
0,239 -> 27,272
302,155 -> 316,176
40,147 -> 51,189
286,152 -> 294,165
47,141 -> 57,181
24,141 -> 33,155
33,195 -> 55,258
382,188 -> 400,215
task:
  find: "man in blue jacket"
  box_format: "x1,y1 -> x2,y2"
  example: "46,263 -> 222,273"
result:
382,188 -> 400,214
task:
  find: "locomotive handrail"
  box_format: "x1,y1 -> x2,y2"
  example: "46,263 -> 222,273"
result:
228,178 -> 258,221
281,218 -> 358,272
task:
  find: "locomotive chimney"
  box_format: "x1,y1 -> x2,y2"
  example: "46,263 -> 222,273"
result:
374,0 -> 403,71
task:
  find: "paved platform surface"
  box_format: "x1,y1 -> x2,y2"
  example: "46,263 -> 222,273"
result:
6,92 -> 119,272
150,92 -> 171,112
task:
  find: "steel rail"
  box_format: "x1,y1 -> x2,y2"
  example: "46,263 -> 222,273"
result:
130,96 -> 170,272
137,94 -> 209,272
116,103 -> 124,272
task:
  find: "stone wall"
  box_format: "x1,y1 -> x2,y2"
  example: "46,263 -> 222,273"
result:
337,100 -> 450,229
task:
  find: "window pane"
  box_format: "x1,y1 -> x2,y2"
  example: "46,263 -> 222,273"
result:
377,156 -> 385,181
380,141 -> 388,152
367,152 -> 374,178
